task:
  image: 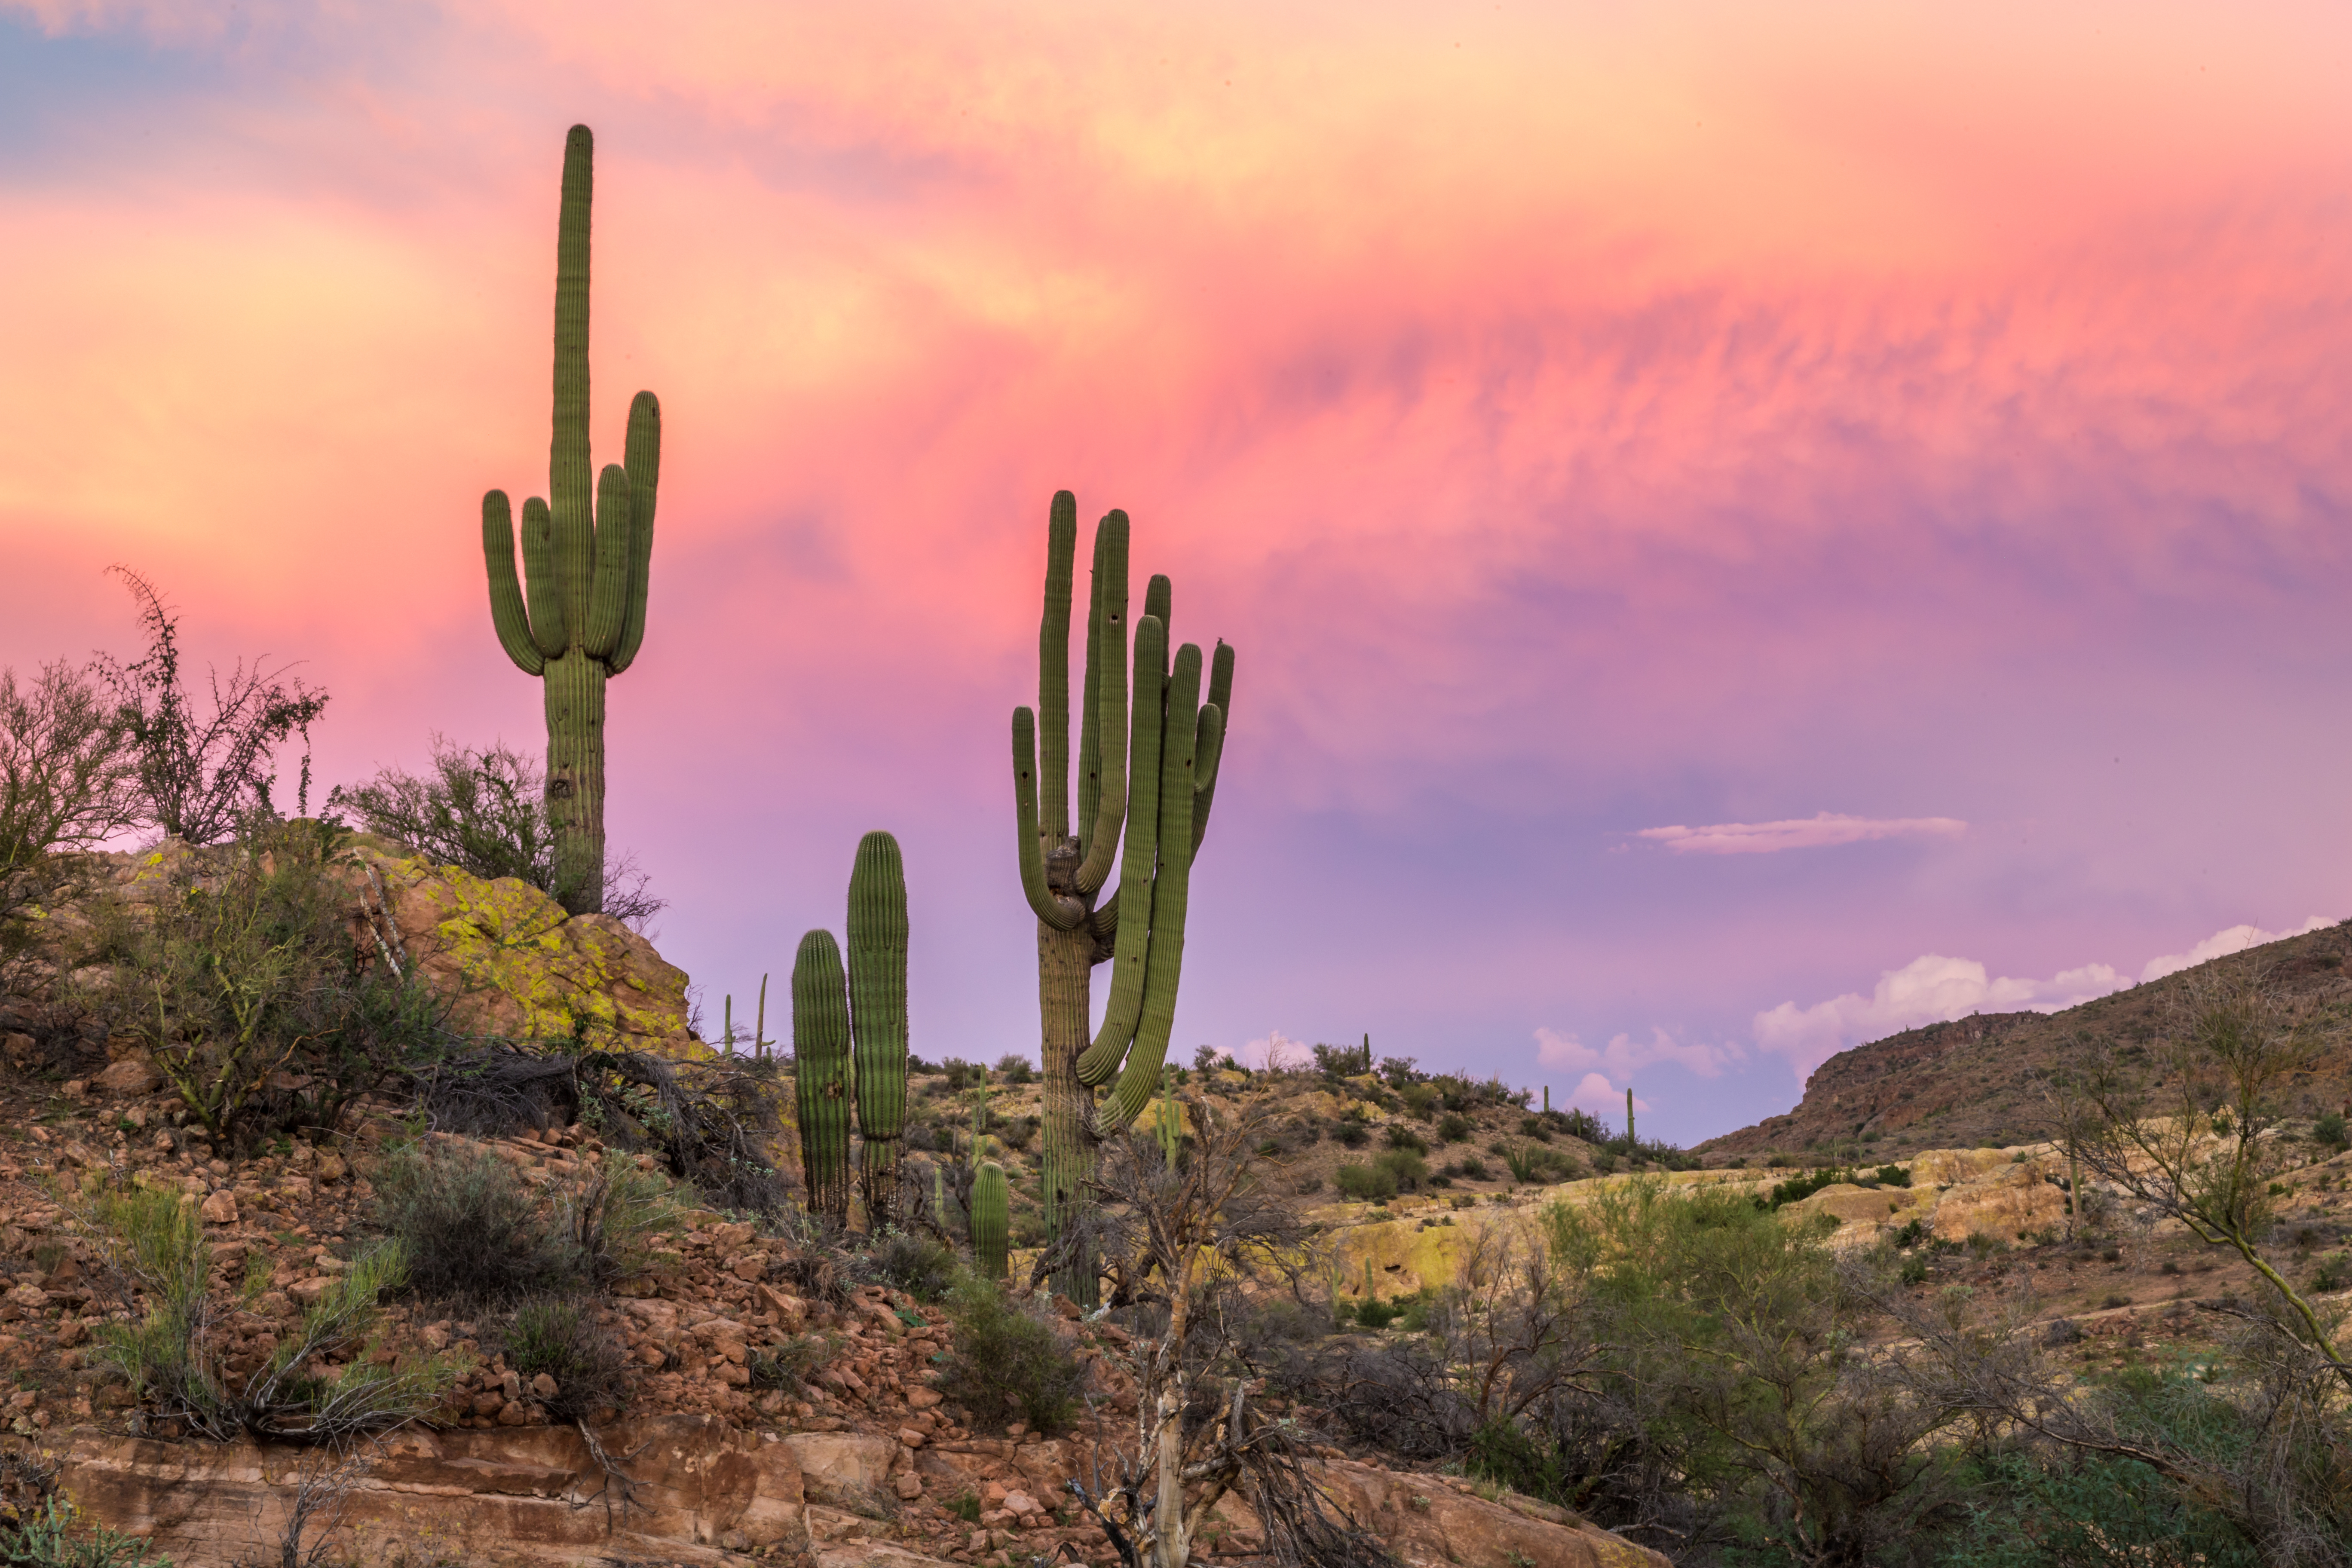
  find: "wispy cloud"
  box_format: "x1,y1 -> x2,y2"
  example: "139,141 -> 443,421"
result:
1636,813 -> 1967,856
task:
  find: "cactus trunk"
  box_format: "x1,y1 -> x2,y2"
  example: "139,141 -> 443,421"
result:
971,1161 -> 1010,1280
851,831 -> 910,1230
1039,919 -> 1096,1298
792,930 -> 853,1227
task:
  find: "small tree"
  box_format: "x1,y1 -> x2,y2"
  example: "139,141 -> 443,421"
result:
98,567 -> 328,844
2058,966 -> 2347,1387
1071,1102 -> 1393,1568
0,658 -> 139,981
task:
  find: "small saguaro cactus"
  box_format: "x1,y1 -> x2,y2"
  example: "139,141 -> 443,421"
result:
479,125 -> 662,916
1157,1075 -> 1182,1166
1626,1087 -> 1636,1154
792,931 -> 853,1226
971,1160 -> 1010,1280
1011,493 -> 1234,1304
849,831 -> 911,1228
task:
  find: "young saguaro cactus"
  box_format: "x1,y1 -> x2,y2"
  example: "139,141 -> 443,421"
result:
849,831 -> 910,1229
792,930 -> 853,1227
1010,492 -> 1234,1304
971,1160 -> 1010,1280
479,124 -> 662,915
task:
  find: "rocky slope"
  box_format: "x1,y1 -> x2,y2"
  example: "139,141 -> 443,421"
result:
1698,921 -> 2352,1160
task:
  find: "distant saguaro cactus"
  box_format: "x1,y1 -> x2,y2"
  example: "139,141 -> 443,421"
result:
849,831 -> 910,1228
791,931 -> 852,1226
971,1161 -> 1009,1279
478,125 -> 662,915
1010,492 -> 1233,1304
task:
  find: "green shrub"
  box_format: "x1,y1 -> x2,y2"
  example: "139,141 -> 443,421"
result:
501,1298 -> 630,1423
1335,1162 -> 1399,1202
1400,1083 -> 1440,1119
867,1231 -> 958,1302
992,1055 -> 1036,1085
372,1141 -> 582,1307
1334,1122 -> 1369,1149
1350,1297 -> 1404,1330
1375,1148 -> 1430,1191
1385,1125 -> 1429,1155
0,1495 -> 172,1568
1457,1154 -> 1489,1180
935,1277 -> 1084,1434
1436,1113 -> 1472,1144
940,1058 -> 983,1090
2315,1111 -> 2349,1152
86,1185 -> 452,1442
1949,1451 -> 2258,1568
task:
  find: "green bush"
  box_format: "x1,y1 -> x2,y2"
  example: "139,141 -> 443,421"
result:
1950,1451 -> 2257,1568
1384,1125 -> 1429,1155
935,1277 -> 1084,1434
0,1495 -> 172,1568
85,1185 -> 452,1442
372,1141 -> 583,1308
77,816 -> 454,1148
1350,1297 -> 1405,1330
1335,1162 -> 1398,1202
1334,1122 -> 1369,1149
501,1298 -> 630,1423
1375,1148 -> 1430,1191
867,1231 -> 958,1302
1436,1113 -> 1472,1144
2315,1111 -> 2349,1152
993,1054 -> 1036,1085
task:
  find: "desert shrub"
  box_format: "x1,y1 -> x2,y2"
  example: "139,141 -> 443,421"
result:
1517,1116 -> 1554,1143
329,735 -> 661,926
867,1231 -> 958,1302
940,1058 -> 983,1091
97,567 -> 327,845
1334,1122 -> 1369,1149
1436,1113 -> 1472,1144
0,659 -> 139,983
85,1185 -> 451,1442
998,1114 -> 1040,1153
1384,1126 -> 1428,1155
500,1298 -> 630,1424
1377,1056 -> 1419,1088
1400,1083 -> 1440,1119
1375,1148 -> 1429,1192
1456,1154 -> 1488,1180
75,815 -> 455,1146
992,1054 -> 1036,1085
748,1332 -> 833,1392
1334,1163 -> 1398,1202
1312,1039 -> 1372,1077
2315,1111 -> 2349,1153
1350,1297 -> 1405,1330
559,1161 -> 678,1288
372,1141 -> 583,1307
0,1495 -> 171,1568
935,1277 -> 1084,1434
1949,1450 -> 2258,1568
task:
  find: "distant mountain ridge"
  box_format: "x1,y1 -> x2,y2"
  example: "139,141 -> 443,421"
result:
1698,921 -> 2352,1159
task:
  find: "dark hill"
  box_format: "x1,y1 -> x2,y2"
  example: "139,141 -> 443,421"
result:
1699,921 -> 2352,1159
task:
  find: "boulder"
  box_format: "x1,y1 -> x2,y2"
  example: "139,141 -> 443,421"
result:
93,1055 -> 164,1097
782,1432 -> 899,1509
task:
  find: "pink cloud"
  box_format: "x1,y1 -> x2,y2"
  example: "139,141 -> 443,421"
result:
1535,1026 -> 1740,1081
1636,813 -> 1967,856
2138,918 -> 2336,983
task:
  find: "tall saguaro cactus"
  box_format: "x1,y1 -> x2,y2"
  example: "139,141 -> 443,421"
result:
1011,492 -> 1234,1303
849,831 -> 910,1228
791,930 -> 853,1226
971,1161 -> 1009,1279
479,124 -> 662,914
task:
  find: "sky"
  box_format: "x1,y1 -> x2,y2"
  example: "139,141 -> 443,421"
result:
3,2 -> 2350,1145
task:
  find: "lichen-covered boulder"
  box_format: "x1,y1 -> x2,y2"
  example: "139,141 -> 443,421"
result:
351,847 -> 697,1054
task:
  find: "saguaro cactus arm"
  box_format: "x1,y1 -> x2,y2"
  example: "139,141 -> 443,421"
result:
1013,709 -> 1086,931
481,493 -> 544,676
1076,616 -> 1170,1087
610,391 -> 662,674
1072,514 -> 1130,893
1193,640 -> 1234,852
1102,643 -> 1204,1129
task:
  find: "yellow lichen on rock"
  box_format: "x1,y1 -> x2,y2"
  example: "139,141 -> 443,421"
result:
357,849 -> 698,1054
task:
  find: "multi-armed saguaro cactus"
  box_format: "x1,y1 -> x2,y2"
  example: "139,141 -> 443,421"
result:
791,930 -> 853,1226
848,831 -> 910,1228
791,831 -> 912,1230
1011,492 -> 1233,1302
971,1160 -> 1009,1280
479,124 -> 661,915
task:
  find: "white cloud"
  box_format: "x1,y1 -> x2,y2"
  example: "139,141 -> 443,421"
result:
1637,812 -> 1966,856
1239,1029 -> 1311,1071
1535,1024 -> 1740,1080
1752,954 -> 2130,1081
1564,1072 -> 1650,1116
2138,918 -> 2335,983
